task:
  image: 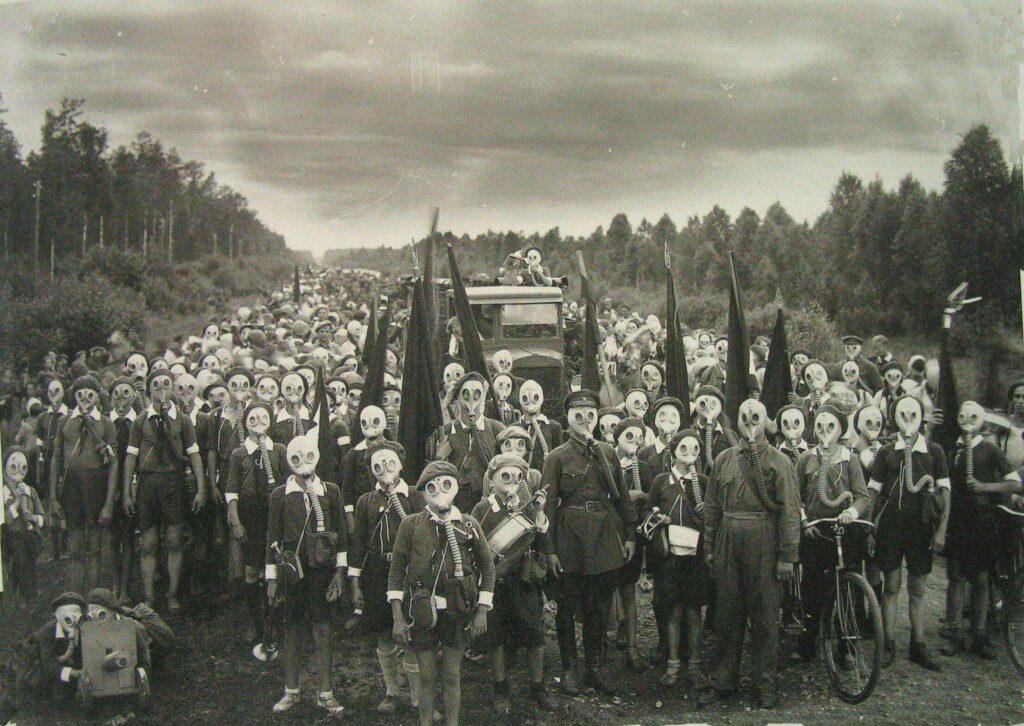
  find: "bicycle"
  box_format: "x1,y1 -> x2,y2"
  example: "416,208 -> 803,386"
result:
996,504 -> 1024,675
797,518 -> 884,704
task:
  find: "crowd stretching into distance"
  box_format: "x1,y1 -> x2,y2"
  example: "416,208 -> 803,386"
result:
2,250 -> 1023,724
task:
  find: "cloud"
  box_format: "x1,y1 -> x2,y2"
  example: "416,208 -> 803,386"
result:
0,0 -> 1017,252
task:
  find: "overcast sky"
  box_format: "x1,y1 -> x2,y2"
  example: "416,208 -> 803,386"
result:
0,0 -> 1019,254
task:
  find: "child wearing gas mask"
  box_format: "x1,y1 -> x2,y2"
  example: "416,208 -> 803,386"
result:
107,377 -> 138,600
3,445 -> 45,604
269,371 -> 314,446
866,395 -> 949,671
774,404 -> 809,465
341,404 -> 390,530
348,439 -> 425,716
612,417 -> 650,672
388,460 -> 495,726
225,401 -> 287,657
641,397 -> 686,479
265,434 -> 348,717
471,453 -> 554,715
793,405 -> 871,662
643,429 -> 708,688
692,386 -> 735,475
516,380 -> 562,470
33,591 -> 87,699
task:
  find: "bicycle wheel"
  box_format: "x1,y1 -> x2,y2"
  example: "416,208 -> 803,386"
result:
1003,576 -> 1024,676
820,571 -> 883,704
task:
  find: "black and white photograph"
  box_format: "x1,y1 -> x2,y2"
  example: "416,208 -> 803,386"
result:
0,1 -> 1022,723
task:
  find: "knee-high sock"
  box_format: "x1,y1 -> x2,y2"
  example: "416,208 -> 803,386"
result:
244,581 -> 263,640
377,646 -> 401,696
403,653 -> 420,706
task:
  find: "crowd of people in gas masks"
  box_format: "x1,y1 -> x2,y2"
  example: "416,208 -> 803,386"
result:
3,256 -> 1024,723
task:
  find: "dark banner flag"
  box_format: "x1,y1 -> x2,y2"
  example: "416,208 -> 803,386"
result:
361,296 -> 378,373
292,264 -> 300,304
576,251 -> 602,394
760,307 -> 792,419
725,251 -> 752,426
664,246 -> 691,427
354,301 -> 390,445
446,242 -> 497,411
312,365 -> 338,481
398,277 -> 443,483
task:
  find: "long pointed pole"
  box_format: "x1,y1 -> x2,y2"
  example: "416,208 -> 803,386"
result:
99,214 -> 104,250
81,212 -> 88,257
33,180 -> 41,280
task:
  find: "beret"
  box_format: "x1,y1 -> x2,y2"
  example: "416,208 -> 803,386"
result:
842,335 -> 863,346
3,445 -> 28,468
86,587 -> 122,611
224,367 -> 254,385
774,403 -> 807,430
790,348 -> 811,362
51,591 -> 87,612
495,425 -> 531,447
651,396 -> 684,417
486,453 -> 529,481
243,401 -> 274,421
202,381 -> 228,399
814,404 -> 848,438
366,438 -> 405,463
416,460 -> 460,490
598,407 -> 624,420
454,371 -> 487,395
614,416 -> 646,440
668,428 -> 701,453
564,388 -> 600,412
146,369 -> 173,388
70,375 -> 101,397
880,360 -> 903,376
693,385 -> 725,405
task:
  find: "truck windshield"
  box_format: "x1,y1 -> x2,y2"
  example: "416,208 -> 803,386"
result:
501,303 -> 558,339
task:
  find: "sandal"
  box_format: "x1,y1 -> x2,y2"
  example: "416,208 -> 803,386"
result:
660,660 -> 681,686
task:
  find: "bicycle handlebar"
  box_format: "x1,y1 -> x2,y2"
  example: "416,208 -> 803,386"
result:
805,517 -> 876,531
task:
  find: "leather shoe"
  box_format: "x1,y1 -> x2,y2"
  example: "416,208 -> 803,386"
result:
909,641 -> 941,671
697,687 -> 734,707
882,638 -> 896,667
971,634 -> 997,660
752,685 -> 779,709
584,668 -> 616,695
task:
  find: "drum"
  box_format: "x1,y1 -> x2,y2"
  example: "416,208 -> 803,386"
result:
487,513 -> 537,580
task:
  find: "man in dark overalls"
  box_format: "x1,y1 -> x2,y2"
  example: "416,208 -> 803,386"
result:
542,389 -> 636,695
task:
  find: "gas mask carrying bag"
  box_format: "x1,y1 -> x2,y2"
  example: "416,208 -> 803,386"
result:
305,531 -> 338,569
408,586 -> 438,633
444,574 -> 479,616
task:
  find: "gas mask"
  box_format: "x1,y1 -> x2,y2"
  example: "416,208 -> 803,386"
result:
227,374 -> 251,405
327,381 -> 347,408
246,406 -> 271,438
457,380 -> 486,420
856,406 -> 883,442
75,387 -> 98,415
654,404 -> 681,438
360,405 -> 386,439
673,436 -> 701,468
567,405 -> 597,440
203,324 -> 220,341
841,361 -> 860,387
443,363 -> 465,392
206,385 -> 229,409
347,387 -> 362,410
168,362 -> 188,380
778,407 -> 806,444
884,368 -> 903,392
347,321 -> 362,342
525,249 -> 542,267
894,396 -> 923,440
200,355 -> 221,373
715,339 -> 728,363
125,353 -> 149,381
598,414 -> 620,443
369,449 -> 402,485
281,373 -> 306,406
957,401 -> 984,436
493,374 -> 513,403
624,390 -> 649,419
519,380 -> 544,416
174,374 -> 198,410
256,377 -> 280,404
737,399 -> 767,443
492,350 -> 513,375
383,389 -> 401,413
149,373 -> 173,405
616,425 -> 644,457
5,451 -> 28,484
424,474 -> 459,518
87,603 -> 114,622
499,435 -> 529,458
55,604 -> 83,636
214,348 -> 233,369
151,359 -> 169,373
47,379 -> 65,406
844,342 -> 862,360
286,435 -> 320,478
253,358 -> 270,374
814,410 -> 842,449
640,364 -> 663,393
803,362 -> 829,392
310,347 -> 330,370
492,464 -> 525,501
697,332 -> 712,349
297,369 -> 316,402
695,394 -> 722,425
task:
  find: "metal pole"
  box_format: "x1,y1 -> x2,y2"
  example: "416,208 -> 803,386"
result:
99,215 -> 104,250
33,180 -> 41,280
82,212 -> 88,257
168,200 -> 174,262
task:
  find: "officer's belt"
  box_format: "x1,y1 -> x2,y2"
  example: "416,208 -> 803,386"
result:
566,500 -> 606,514
722,511 -> 770,520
